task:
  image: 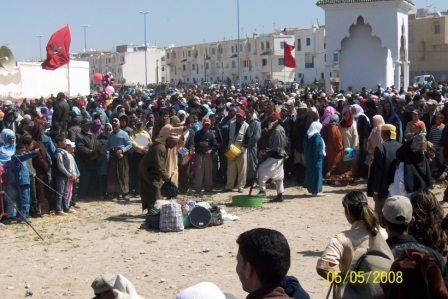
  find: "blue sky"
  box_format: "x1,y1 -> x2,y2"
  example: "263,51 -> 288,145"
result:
1,0 -> 446,60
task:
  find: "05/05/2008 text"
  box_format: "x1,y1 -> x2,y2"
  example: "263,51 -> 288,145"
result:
326,270 -> 403,285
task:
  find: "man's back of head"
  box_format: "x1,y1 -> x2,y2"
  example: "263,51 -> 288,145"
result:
236,228 -> 290,298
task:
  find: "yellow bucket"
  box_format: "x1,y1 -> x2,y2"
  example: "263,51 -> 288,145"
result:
225,144 -> 242,161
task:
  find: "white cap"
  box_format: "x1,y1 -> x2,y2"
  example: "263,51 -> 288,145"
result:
382,196 -> 413,225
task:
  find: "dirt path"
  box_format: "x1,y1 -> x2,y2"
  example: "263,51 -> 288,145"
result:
0,184 -> 445,298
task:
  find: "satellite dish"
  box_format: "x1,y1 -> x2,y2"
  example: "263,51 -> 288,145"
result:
0,46 -> 17,72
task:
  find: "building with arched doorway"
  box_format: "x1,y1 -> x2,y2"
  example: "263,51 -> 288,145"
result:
317,0 -> 414,92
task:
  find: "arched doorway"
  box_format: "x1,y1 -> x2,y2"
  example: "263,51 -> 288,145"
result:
340,16 -> 388,90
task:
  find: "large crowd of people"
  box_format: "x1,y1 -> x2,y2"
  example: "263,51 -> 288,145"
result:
1,78 -> 448,297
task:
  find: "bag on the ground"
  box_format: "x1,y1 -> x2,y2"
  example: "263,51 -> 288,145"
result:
210,205 -> 224,226
145,208 -> 160,230
159,202 -> 184,232
343,147 -> 355,162
382,249 -> 448,299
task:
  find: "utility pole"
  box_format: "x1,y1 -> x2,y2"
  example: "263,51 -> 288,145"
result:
237,0 -> 240,86
36,34 -> 43,61
81,25 -> 90,52
139,10 -> 150,87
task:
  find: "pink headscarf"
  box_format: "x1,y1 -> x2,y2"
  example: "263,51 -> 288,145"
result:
322,106 -> 337,127
367,115 -> 385,154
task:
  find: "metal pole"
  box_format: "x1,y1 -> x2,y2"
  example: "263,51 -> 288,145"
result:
36,35 -> 43,61
284,38 -> 286,87
139,10 -> 149,87
81,25 -> 90,52
156,59 -> 159,83
237,0 -> 240,86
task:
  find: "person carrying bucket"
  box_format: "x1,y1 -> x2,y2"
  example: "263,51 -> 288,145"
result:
225,109 -> 249,193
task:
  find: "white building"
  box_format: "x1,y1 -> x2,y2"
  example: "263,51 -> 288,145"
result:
0,60 -> 90,99
75,45 -> 169,85
165,33 -> 296,85
318,0 -> 414,91
287,26 -> 330,85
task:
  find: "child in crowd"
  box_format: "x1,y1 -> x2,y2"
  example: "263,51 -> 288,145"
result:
52,133 -> 74,215
65,140 -> 79,213
3,136 -> 38,223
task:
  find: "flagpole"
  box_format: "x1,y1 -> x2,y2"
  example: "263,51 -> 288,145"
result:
67,61 -> 71,97
284,37 -> 286,90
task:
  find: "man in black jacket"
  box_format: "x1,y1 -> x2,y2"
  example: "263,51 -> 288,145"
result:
367,124 -> 401,219
75,119 -> 101,198
52,92 -> 70,131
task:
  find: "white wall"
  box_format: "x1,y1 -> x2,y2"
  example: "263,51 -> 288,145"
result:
121,48 -> 165,84
321,1 -> 413,91
0,60 -> 90,99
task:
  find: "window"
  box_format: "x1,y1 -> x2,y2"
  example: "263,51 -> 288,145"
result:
262,58 -> 267,66
434,22 -> 441,34
298,73 -> 302,78
321,72 -> 324,80
247,43 -> 251,52
231,46 -> 235,53
218,46 -> 223,54
192,64 -> 195,70
261,42 -> 264,50
216,62 -> 220,69
297,39 -> 302,51
161,66 -> 165,72
188,50 -> 191,57
306,38 -> 311,46
206,62 -> 209,70
212,48 -> 216,55
305,54 -> 314,68
232,60 -> 236,68
173,52 -> 176,58
278,58 -> 284,66
280,41 -> 284,49
166,53 -> 170,59
183,64 -> 186,71
333,52 -> 339,62
239,44 -> 243,51
266,41 -> 270,49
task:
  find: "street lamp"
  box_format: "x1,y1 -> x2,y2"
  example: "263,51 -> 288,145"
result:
81,25 -> 90,52
236,0 -> 240,86
36,34 -> 43,61
139,10 -> 150,87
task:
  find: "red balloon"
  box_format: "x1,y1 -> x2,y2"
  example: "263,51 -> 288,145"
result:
93,73 -> 103,83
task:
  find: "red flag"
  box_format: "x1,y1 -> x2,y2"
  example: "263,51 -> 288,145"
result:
283,42 -> 296,68
42,25 -> 71,70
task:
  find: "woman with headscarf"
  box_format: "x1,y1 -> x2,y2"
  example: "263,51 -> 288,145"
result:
339,108 -> 359,177
158,115 -> 184,186
366,115 -> 385,171
382,97 -> 403,142
352,104 -> 371,178
303,121 -> 325,195
321,106 -> 337,128
322,115 -> 344,178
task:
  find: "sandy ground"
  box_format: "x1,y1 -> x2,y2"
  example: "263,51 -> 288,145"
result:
0,183 -> 446,299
